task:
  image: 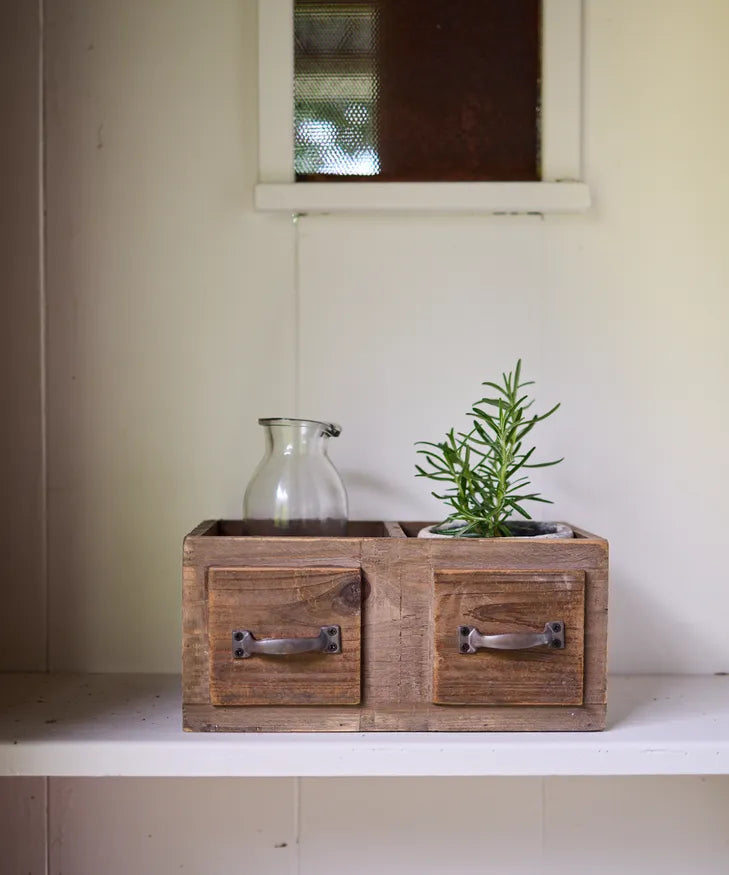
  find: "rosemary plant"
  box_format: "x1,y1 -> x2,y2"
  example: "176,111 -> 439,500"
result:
415,360 -> 563,538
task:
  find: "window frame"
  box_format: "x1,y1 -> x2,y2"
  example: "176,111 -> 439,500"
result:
256,0 -> 589,214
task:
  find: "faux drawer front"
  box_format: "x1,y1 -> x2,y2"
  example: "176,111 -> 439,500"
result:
433,570 -> 585,706
208,566 -> 362,706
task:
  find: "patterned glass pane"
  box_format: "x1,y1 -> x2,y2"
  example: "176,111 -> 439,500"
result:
294,0 -> 540,182
295,3 -> 380,176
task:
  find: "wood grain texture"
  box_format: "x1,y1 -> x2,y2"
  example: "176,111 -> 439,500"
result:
184,534 -> 363,568
208,567 -> 362,706
182,562 -> 210,705
184,702 -> 606,732
183,521 -> 608,731
433,570 -> 585,706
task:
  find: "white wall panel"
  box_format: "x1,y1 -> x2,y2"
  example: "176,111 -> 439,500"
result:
540,0 -> 729,673
0,0 -> 45,670
296,1 -> 729,673
41,0 -> 729,674
298,214 -> 546,522
0,778 -> 47,874
544,776 -> 729,875
44,0 -> 296,672
48,778 -> 295,875
300,777 -> 542,875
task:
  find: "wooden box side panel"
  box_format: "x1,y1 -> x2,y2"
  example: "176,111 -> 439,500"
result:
583,560 -> 608,706
182,562 -> 210,705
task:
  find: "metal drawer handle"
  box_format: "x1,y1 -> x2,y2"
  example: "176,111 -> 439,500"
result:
232,625 -> 341,659
458,622 -> 565,653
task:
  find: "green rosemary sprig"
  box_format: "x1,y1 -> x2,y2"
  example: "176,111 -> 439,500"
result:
415,360 -> 563,538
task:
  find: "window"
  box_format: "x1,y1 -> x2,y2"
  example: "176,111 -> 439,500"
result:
294,1 -> 540,182
257,0 -> 589,213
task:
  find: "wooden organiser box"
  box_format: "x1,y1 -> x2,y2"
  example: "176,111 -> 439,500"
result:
183,521 -> 608,732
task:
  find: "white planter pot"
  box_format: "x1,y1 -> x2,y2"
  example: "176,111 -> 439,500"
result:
417,521 -> 574,539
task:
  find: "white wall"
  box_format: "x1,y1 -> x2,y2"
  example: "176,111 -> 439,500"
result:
45,0 -> 295,672
44,0 -> 729,678
3,0 -> 729,872
0,0 -> 45,671
43,777 -> 729,875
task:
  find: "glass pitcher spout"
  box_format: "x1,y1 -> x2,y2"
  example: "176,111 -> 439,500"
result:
258,417 -> 342,438
244,417 -> 348,536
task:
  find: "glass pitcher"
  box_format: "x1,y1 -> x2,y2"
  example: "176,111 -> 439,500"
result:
243,418 -> 348,536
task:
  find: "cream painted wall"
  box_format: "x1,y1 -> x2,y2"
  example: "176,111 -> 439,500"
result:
45,0 -> 729,674
0,0 -> 45,670
45,0 -> 296,671
298,0 -> 729,675
38,776 -> 729,875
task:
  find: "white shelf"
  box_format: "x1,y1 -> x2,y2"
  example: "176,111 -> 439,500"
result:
1,674 -> 727,777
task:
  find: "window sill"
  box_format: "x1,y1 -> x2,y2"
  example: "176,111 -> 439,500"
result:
254,181 -> 591,215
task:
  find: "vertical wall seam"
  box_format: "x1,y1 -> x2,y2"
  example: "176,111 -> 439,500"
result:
293,777 -> 301,875
540,776 -> 547,866
288,208 -> 301,839
579,0 -> 586,180
293,215 -> 301,417
38,0 -> 49,674
537,216 -> 548,525
44,776 -> 50,875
